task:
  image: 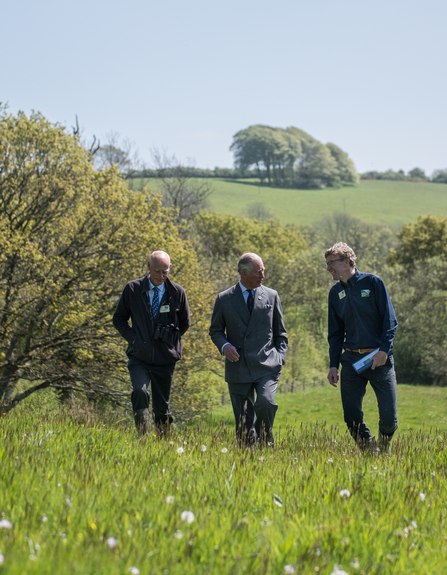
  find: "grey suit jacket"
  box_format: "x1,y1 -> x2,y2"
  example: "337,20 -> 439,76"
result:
209,283 -> 288,384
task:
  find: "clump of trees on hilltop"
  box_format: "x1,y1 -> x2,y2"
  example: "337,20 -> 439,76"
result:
230,124 -> 359,189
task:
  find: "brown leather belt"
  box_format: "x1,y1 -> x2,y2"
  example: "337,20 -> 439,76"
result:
344,348 -> 377,354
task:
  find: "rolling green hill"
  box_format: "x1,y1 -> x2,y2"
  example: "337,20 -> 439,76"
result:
207,179 -> 447,226
137,177 -> 447,227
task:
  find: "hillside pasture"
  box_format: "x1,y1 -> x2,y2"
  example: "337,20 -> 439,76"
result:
133,177 -> 447,227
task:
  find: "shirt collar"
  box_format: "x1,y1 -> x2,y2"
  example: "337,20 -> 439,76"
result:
148,278 -> 165,295
340,268 -> 359,287
239,281 -> 254,294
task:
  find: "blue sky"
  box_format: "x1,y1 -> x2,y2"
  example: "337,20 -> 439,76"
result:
2,0 -> 446,175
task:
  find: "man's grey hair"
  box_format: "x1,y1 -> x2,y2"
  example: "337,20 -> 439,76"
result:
238,253 -> 261,274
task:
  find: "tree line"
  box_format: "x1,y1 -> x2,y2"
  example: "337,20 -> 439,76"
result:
361,168 -> 447,183
1,107 -> 446,422
95,125 -> 447,188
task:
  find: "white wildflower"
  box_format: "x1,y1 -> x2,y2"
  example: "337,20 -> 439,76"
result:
221,447 -> 228,453
0,520 -> 12,529
176,447 -> 184,454
200,445 -> 207,452
42,514 -> 48,522
284,566 -> 295,574
327,458 -> 333,463
339,489 -> 351,498
181,511 -> 195,524
0,553 -> 4,565
127,567 -> 140,575
330,567 -> 349,575
107,537 -> 118,549
65,498 -> 72,508
419,492 -> 426,501
174,530 -> 183,539
411,520 -> 418,529
166,496 -> 175,504
351,558 -> 360,569
258,456 -> 264,462
261,517 -> 272,526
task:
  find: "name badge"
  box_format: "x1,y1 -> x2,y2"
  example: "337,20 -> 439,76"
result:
338,290 -> 346,300
159,305 -> 170,313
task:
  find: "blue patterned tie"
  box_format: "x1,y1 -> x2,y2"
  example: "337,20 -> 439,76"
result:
247,290 -> 254,314
151,286 -> 160,321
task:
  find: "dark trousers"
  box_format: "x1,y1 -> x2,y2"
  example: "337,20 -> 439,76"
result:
340,351 -> 398,444
127,357 -> 175,425
228,369 -> 280,442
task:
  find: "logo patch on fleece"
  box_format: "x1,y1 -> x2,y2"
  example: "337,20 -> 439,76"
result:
361,290 -> 371,297
338,290 -> 346,300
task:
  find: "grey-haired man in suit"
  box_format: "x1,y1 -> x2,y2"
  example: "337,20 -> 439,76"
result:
209,253 -> 288,443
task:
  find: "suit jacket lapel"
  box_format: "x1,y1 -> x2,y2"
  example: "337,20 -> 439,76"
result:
230,283 -> 251,325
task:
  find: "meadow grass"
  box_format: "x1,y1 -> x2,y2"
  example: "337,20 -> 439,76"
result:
1,385 -> 447,575
134,178 -> 447,227
212,384 -> 447,435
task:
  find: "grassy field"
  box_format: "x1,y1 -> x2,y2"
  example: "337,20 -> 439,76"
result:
212,384 -> 447,436
1,385 -> 447,574
136,178 -> 447,227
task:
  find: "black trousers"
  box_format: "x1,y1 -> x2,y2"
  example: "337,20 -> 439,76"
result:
340,351 -> 398,444
127,356 -> 175,425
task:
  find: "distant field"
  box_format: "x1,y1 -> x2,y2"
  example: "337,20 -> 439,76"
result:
135,177 -> 447,227
212,383 -> 447,435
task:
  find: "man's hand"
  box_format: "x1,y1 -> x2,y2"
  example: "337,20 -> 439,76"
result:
327,367 -> 339,387
223,344 -> 240,363
371,350 -> 388,370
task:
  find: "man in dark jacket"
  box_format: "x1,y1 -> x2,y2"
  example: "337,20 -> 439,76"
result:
113,250 -> 190,434
325,242 -> 398,454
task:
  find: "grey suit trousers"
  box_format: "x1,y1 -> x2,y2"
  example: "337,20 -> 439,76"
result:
228,367 -> 281,442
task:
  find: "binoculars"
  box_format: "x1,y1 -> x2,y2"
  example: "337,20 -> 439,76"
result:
154,323 -> 178,342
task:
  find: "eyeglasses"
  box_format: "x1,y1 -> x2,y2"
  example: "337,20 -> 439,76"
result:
325,258 -> 346,268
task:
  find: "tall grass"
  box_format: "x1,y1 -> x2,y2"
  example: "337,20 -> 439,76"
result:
1,405 -> 446,574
